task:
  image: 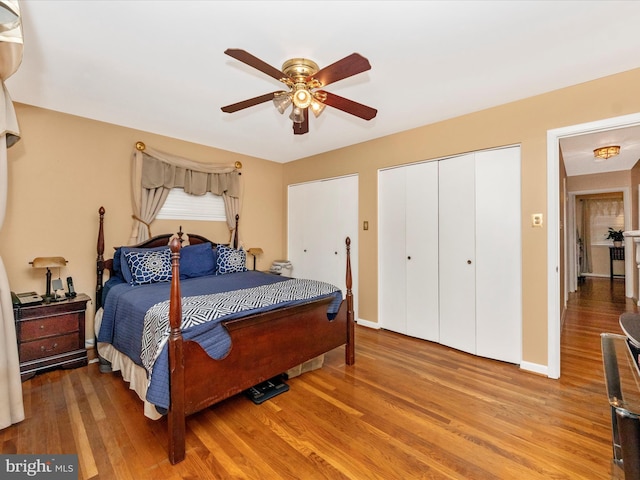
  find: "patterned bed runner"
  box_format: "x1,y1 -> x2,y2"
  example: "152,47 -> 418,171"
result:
140,278 -> 339,377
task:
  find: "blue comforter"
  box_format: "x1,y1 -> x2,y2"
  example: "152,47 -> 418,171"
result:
98,271 -> 342,411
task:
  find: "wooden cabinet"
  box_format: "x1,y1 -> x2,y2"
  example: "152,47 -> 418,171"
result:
14,293 -> 90,380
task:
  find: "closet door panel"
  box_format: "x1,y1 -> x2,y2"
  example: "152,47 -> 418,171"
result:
288,183 -> 309,277
378,167 -> 407,334
475,147 -> 522,363
328,175 -> 359,296
405,161 -> 439,341
438,153 -> 476,354
288,177 -> 358,297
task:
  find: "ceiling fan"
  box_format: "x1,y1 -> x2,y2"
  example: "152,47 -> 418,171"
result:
221,49 -> 377,135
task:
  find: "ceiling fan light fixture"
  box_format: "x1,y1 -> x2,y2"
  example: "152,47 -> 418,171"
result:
594,145 -> 620,161
310,98 -> 326,118
289,106 -> 305,124
292,85 -> 312,109
272,93 -> 292,114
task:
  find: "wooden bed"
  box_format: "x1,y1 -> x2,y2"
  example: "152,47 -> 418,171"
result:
95,207 -> 355,464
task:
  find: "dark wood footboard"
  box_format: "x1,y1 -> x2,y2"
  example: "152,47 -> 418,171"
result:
165,237 -> 355,464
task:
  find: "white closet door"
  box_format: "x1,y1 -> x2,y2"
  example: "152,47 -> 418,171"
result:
475,147 -> 521,363
327,175 -> 359,294
439,153 -> 476,354
289,181 -> 324,279
405,161 -> 439,341
288,183 -> 309,276
378,167 -> 407,334
288,176 -> 358,315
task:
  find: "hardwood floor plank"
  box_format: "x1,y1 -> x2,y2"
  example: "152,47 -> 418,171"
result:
61,374 -> 99,479
2,277 -> 631,478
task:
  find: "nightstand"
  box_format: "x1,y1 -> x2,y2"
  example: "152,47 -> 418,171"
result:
14,293 -> 90,380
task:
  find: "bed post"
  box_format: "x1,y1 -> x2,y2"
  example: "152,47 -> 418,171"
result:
345,237 -> 355,365
233,214 -> 239,249
167,238 -> 186,464
96,206 -> 105,310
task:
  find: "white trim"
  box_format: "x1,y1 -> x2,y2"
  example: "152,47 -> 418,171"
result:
547,112 -> 640,379
520,361 -> 548,377
355,318 -> 380,330
567,187 -> 633,298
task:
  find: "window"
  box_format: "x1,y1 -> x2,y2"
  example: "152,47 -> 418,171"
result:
155,188 -> 226,222
587,199 -> 624,246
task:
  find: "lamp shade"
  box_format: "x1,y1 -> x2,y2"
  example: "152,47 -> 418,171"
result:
30,256 -> 67,268
273,93 -> 292,114
289,106 -> 305,124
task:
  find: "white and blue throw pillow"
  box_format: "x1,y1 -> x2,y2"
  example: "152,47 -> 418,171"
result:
124,248 -> 172,285
216,244 -> 248,275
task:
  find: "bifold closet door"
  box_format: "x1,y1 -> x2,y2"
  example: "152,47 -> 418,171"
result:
438,153 -> 477,355
378,167 -> 407,334
475,147 -> 521,363
438,147 -> 522,363
378,162 -> 439,341
288,176 -> 358,303
405,161 -> 439,341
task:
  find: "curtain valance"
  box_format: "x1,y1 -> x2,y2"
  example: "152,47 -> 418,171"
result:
129,143 -> 242,244
141,153 -> 240,197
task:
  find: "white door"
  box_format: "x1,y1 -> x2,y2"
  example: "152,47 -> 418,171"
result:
378,167 -> 407,334
475,147 -> 522,363
378,162 -> 439,340
288,176 -> 358,313
405,161 -> 439,341
438,153 -> 477,354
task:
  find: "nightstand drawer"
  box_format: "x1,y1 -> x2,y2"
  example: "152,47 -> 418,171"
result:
19,333 -> 79,362
19,314 -> 79,341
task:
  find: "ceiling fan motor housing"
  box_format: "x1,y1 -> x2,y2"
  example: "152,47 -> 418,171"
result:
282,58 -> 319,81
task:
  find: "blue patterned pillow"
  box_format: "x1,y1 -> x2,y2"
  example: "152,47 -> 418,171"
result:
124,248 -> 172,285
216,245 -> 247,275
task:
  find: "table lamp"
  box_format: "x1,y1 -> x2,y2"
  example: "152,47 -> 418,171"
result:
30,256 -> 68,302
246,248 -> 263,271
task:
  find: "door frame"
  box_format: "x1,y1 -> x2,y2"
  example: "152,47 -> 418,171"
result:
566,188 -> 632,296
547,112 -> 640,379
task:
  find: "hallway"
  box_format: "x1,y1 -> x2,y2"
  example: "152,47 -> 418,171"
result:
563,277 -> 636,372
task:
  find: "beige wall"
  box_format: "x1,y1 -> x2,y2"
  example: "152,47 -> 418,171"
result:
5,67 -> 640,370
1,104 -> 285,340
283,67 -> 640,368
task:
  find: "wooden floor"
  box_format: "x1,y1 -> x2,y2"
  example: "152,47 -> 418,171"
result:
1,277 -> 636,479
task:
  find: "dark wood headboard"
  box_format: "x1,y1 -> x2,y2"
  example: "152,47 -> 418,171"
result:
95,206 -> 239,309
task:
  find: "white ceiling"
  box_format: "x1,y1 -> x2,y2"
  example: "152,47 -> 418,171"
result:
7,1 -> 640,164
561,125 -> 640,177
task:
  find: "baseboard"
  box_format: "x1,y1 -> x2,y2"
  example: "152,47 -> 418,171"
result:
520,360 -> 548,377
355,318 -> 380,329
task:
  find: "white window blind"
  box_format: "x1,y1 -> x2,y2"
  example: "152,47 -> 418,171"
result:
156,188 -> 226,221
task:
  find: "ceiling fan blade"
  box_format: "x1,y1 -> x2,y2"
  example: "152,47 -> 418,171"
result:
318,91 -> 377,121
224,49 -> 286,82
293,109 -> 309,135
221,91 -> 283,113
311,53 -> 372,87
